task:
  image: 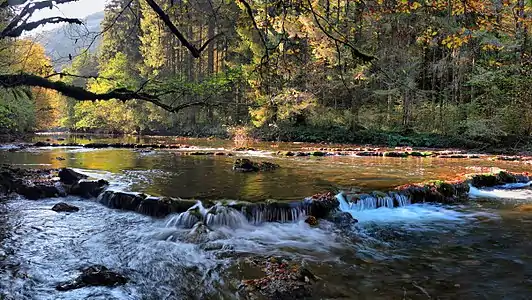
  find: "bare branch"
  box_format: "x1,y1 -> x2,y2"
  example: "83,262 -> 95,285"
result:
306,0 -> 375,62
1,0 -> 84,38
144,0 -> 221,58
1,17 -> 83,38
236,0 -> 269,59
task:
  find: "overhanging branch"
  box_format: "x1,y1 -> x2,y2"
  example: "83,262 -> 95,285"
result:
0,73 -> 212,113
306,0 -> 375,62
1,0 -> 83,38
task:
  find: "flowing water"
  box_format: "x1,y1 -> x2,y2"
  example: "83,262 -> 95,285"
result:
2,135 -> 532,299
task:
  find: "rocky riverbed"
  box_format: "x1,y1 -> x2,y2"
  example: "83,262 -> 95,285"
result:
3,138 -> 532,299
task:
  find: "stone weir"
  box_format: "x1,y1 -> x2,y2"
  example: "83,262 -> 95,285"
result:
97,191 -> 340,223
0,166 -> 340,223
340,170 -> 531,210
1,166 -> 530,223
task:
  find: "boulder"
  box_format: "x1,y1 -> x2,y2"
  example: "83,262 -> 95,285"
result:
56,265 -> 128,291
304,192 -> 339,218
233,159 -> 280,172
17,184 -> 61,200
52,202 -> 79,212
470,171 -> 528,188
183,222 -> 213,243
58,168 -> 87,185
70,179 -> 109,198
233,158 -> 258,172
383,151 -> 408,158
328,212 -> 358,228
99,191 -> 199,218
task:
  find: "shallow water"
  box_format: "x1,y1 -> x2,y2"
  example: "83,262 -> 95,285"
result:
2,136 -> 532,299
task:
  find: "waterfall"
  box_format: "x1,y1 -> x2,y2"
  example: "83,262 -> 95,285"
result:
244,204 -> 306,224
336,192 -> 412,212
166,201 -> 248,229
468,183 -> 532,200
394,193 -> 411,206
204,205 -> 248,228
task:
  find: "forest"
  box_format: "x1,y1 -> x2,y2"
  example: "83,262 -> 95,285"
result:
1,0 -> 532,149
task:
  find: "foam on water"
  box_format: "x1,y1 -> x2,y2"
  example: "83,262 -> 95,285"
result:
336,193 -> 494,225
1,197 -> 221,299
469,183 -> 532,200
215,220 -> 344,261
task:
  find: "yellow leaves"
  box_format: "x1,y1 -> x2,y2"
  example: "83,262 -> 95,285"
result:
481,43 -> 504,52
487,59 -> 502,67
417,27 -> 438,46
5,39 -> 53,76
396,1 -> 422,13
441,32 -> 471,49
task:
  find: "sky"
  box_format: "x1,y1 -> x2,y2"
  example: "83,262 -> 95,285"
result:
30,0 -> 107,32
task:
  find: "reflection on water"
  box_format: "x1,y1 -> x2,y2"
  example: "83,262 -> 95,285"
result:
2,137 -> 532,299
2,142 -> 532,201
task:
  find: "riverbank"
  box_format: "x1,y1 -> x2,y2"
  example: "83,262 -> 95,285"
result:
5,127 -> 532,156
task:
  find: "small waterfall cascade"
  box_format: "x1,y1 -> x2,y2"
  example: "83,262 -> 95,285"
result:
243,202 -> 307,224
468,181 -> 532,200
336,191 -> 412,212
166,201 -> 248,229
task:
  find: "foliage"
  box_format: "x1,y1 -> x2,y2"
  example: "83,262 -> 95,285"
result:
4,0 -> 532,150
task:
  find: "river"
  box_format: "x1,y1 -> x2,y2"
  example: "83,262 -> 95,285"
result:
1,135 -> 532,299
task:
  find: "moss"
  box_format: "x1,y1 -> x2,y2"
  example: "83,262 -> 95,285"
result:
383,151 -> 408,157
496,171 -> 517,184
410,151 -> 433,157
434,182 -> 455,197
311,151 -> 326,157
471,173 -> 499,188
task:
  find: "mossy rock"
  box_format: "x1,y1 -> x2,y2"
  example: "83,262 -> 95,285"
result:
383,151 -> 408,158
434,182 -> 455,198
470,171 -> 518,188
496,171 -> 517,184
311,151 -> 326,157
410,151 -> 432,157
471,174 -> 499,188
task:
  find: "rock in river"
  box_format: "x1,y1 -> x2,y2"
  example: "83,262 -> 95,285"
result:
58,168 -> 87,185
56,265 -> 128,291
233,158 -> 279,172
51,202 -> 80,213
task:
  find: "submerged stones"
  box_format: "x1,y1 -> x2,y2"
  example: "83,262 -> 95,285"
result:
52,202 -> 80,212
240,256 -> 318,300
0,166 -> 108,200
0,166 -> 63,200
56,265 -> 128,291
233,158 -> 280,172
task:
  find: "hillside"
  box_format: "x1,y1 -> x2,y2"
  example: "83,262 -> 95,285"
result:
37,11 -> 104,70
